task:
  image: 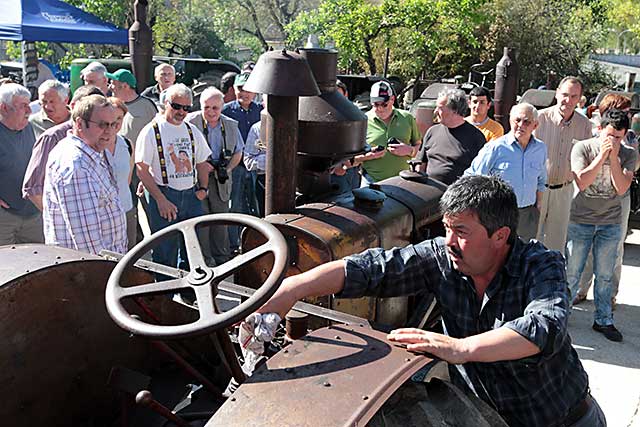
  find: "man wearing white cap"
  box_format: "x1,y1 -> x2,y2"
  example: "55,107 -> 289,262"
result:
357,81 -> 421,183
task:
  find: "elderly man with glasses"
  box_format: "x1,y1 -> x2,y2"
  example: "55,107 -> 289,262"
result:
135,84 -> 211,271
43,94 -> 126,254
355,81 -> 421,183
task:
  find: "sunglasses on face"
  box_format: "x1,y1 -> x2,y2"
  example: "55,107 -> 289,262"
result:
169,102 -> 191,112
373,101 -> 390,108
86,119 -> 119,130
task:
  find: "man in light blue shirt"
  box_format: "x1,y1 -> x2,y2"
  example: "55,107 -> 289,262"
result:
465,103 -> 547,241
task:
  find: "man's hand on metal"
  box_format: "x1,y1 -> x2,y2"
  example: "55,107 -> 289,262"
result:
0,198 -> 9,209
388,328 -> 470,364
157,196 -> 178,221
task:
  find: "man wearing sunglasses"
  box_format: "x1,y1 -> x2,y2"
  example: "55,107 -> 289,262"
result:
357,81 -> 421,183
465,103 -> 547,241
43,94 -> 127,255
135,84 -> 212,272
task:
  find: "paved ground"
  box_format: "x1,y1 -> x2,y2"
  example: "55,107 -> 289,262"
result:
569,223 -> 640,427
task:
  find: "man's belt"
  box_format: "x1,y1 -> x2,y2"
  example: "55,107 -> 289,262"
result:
558,395 -> 591,427
545,181 -> 572,190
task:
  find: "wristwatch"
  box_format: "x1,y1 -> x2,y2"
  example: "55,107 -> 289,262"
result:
196,186 -> 208,195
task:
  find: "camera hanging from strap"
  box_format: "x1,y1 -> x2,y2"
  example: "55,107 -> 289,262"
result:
201,114 -> 229,161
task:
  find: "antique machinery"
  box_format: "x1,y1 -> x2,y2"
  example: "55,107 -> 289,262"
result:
493,47 -> 519,132
129,0 -> 153,91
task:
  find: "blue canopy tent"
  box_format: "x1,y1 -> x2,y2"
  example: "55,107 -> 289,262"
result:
0,0 -> 128,45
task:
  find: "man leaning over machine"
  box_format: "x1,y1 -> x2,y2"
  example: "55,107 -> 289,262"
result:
255,175 -> 605,427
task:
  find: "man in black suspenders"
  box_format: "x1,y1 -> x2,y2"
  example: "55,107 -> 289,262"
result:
135,84 -> 212,271
187,87 -> 244,265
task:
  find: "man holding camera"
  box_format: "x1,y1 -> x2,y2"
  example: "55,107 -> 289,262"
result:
187,87 -> 243,265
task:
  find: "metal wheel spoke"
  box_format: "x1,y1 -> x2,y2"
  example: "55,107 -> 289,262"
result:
181,226 -> 207,269
117,278 -> 187,299
194,284 -> 217,320
214,242 -> 273,278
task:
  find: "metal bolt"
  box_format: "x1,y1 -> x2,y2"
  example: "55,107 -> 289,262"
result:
405,358 -> 411,362
362,395 -> 369,400
334,335 -> 341,340
323,381 -> 331,387
33,250 -> 37,254
284,349 -> 289,354
230,397 -> 236,402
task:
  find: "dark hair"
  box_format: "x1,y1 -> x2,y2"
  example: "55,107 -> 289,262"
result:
440,175 -> 518,244
469,86 -> 492,102
220,72 -> 238,94
71,85 -> 103,104
557,76 -> 584,95
600,109 -> 630,132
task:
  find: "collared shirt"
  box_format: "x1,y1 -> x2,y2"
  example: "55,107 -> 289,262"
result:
43,135 -> 127,254
364,108 -> 421,182
465,133 -> 547,207
243,122 -> 266,174
186,113 -> 243,162
534,107 -> 591,186
29,109 -> 65,139
22,120 -> 73,199
222,100 -> 262,142
341,238 -> 588,427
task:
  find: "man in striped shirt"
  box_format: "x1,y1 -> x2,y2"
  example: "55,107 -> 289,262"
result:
534,76 -> 592,251
43,94 -> 127,254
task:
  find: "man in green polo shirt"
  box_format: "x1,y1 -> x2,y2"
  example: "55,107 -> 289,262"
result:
359,81 -> 421,183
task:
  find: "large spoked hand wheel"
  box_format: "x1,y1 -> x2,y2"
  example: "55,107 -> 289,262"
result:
105,214 -> 288,339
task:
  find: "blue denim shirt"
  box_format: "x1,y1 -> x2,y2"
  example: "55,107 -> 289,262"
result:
465,133 -> 547,208
222,100 -> 262,142
341,237 -> 588,427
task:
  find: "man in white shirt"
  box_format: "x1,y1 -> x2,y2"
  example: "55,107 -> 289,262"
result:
136,84 -> 212,270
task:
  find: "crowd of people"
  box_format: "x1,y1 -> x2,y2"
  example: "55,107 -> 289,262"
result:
2,58 -> 639,426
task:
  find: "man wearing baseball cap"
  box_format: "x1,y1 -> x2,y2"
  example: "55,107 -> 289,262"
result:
356,81 -> 421,183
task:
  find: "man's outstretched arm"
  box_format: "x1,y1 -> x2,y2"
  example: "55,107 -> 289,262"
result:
388,327 -> 540,365
258,260 -> 347,319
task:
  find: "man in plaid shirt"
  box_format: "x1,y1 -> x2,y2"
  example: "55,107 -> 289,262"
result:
43,94 -> 126,254
257,175 -> 605,427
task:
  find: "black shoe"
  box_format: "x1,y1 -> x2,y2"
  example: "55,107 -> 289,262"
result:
592,322 -> 623,342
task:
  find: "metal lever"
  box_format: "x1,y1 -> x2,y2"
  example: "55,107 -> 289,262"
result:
135,390 -> 190,427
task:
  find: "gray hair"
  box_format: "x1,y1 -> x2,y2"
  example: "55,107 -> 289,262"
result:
440,175 -> 519,244
200,86 -> 224,104
164,83 -> 192,104
80,61 -> 107,77
38,79 -> 69,101
0,83 -> 31,106
511,102 -> 539,122
154,63 -> 175,77
438,88 -> 468,116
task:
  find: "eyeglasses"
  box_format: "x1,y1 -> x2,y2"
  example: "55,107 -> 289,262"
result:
86,119 -> 119,130
169,102 -> 192,112
373,101 -> 390,108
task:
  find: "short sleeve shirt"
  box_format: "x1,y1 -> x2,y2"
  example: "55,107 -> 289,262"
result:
570,137 -> 637,224
363,108 -> 421,182
120,96 -> 158,145
466,117 -> 504,143
135,116 -> 212,191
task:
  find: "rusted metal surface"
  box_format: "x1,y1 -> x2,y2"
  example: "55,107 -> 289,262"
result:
285,310 -> 309,340
244,49 -> 320,98
262,95 -> 300,215
0,244 -> 157,427
207,324 -> 432,427
129,0 -> 153,91
494,47 -> 519,132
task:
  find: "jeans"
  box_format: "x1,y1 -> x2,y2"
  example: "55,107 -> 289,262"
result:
147,186 -> 203,273
229,164 -> 258,251
569,395 -> 606,427
566,222 -> 621,326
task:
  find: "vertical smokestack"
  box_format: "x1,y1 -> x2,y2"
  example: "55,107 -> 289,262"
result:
129,0 -> 153,92
494,47 -> 519,132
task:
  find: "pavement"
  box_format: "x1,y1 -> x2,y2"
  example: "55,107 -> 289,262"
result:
569,222 -> 640,427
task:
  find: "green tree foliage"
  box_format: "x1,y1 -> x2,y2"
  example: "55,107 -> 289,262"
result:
482,0 -> 614,91
286,0 -> 485,81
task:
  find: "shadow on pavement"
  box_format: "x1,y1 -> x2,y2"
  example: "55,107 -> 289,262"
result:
568,301 -> 640,369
